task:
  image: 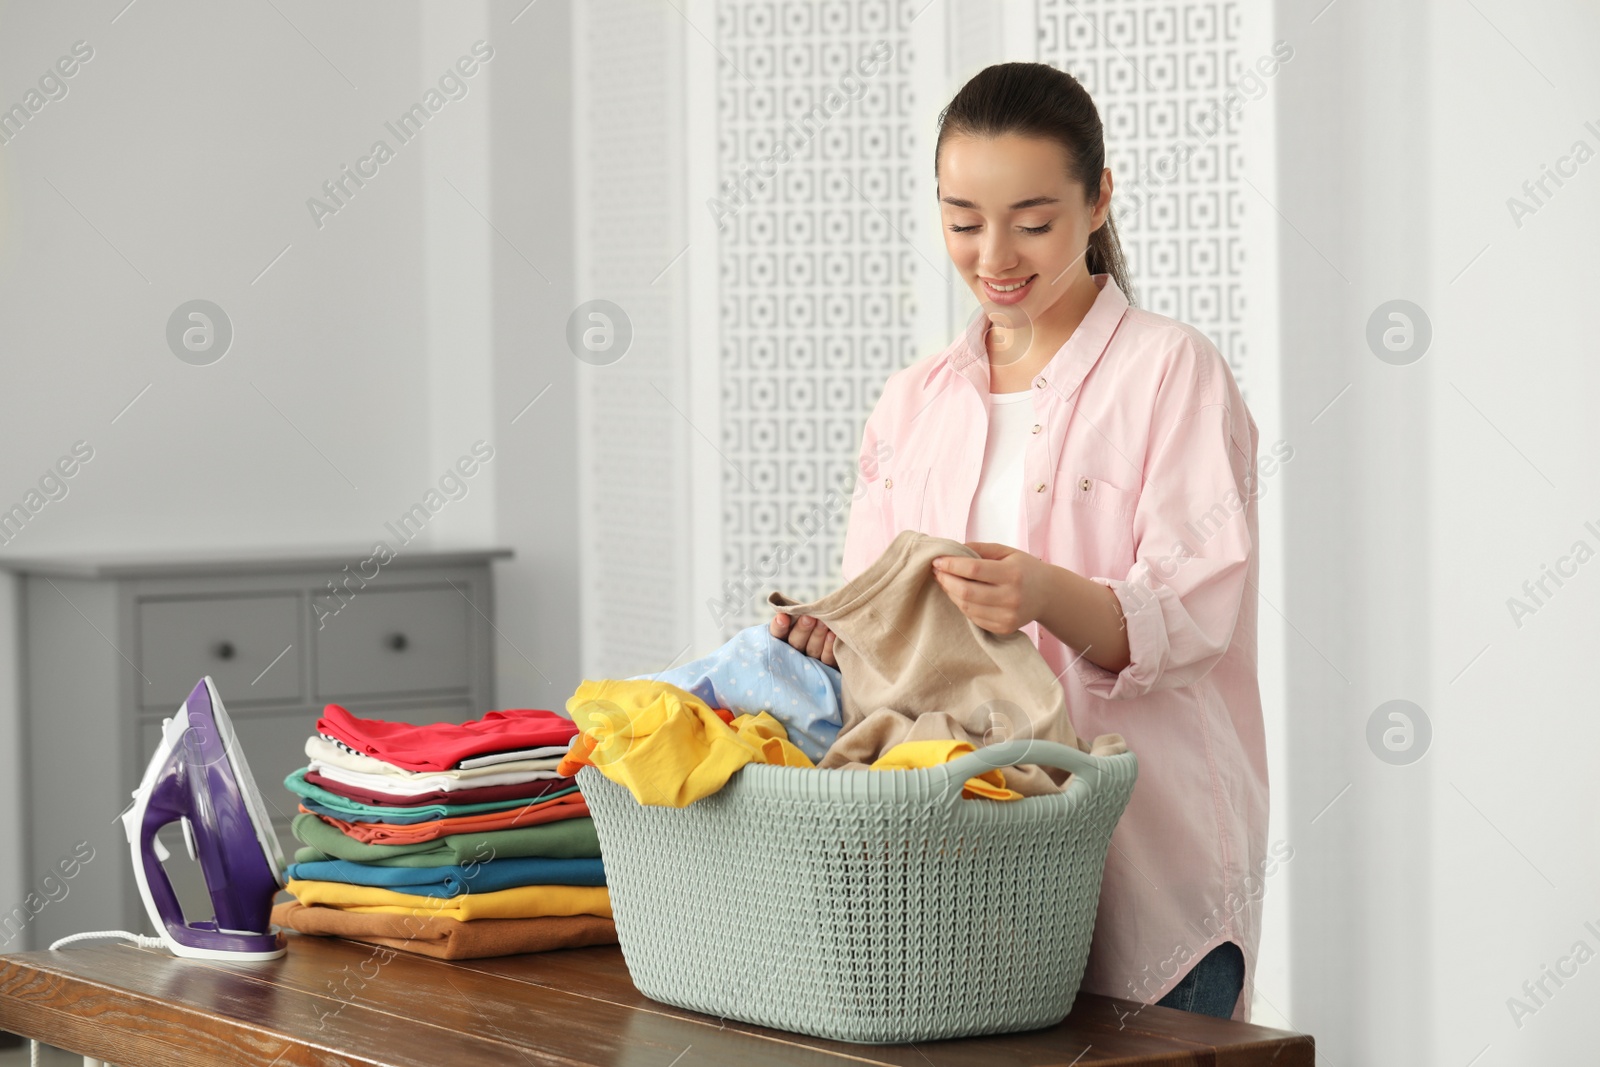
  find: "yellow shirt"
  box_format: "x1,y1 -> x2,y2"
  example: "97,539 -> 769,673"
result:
869,739 -> 1022,801
561,679 -> 812,807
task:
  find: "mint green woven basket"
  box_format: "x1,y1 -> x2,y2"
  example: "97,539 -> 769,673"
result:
577,737 -> 1138,1044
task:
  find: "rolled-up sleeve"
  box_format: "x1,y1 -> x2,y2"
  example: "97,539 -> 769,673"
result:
1074,368 -> 1256,701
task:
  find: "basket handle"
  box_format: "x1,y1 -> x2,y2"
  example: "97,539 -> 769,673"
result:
933,738 -> 1106,802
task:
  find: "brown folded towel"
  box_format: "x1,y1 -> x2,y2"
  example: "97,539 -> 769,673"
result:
270,900 -> 618,960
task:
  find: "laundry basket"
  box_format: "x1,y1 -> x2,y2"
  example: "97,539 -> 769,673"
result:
576,736 -> 1138,1044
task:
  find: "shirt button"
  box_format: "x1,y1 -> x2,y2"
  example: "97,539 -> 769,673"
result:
1035,483 -> 1046,493
884,477 -> 893,489
1079,477 -> 1091,491
1034,377 -> 1047,389
1031,423 -> 1041,434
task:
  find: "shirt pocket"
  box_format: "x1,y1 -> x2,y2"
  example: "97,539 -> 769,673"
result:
1067,471 -> 1140,517
1050,468 -> 1139,579
878,463 -> 930,536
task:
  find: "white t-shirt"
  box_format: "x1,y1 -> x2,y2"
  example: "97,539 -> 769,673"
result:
964,389 -> 1034,546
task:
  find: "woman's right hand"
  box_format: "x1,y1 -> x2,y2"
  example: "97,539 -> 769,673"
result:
770,612 -> 838,668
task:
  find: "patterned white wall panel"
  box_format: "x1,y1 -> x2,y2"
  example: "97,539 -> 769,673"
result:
709,0 -> 921,632
575,0 -> 692,679
1037,0 -> 1255,398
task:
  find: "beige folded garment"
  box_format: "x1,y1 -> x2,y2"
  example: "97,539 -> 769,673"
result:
771,529 -> 1128,796
270,900 -> 617,960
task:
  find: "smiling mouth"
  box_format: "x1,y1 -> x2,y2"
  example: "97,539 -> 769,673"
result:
982,274 -> 1037,295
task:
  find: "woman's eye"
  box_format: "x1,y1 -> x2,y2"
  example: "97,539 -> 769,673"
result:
946,223 -> 1054,235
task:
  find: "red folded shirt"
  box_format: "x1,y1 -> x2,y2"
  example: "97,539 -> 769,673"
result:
317,704 -> 578,772
302,768 -> 576,808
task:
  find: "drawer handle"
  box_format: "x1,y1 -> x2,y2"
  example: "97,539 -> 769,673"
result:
213,641 -> 236,661
386,632 -> 409,652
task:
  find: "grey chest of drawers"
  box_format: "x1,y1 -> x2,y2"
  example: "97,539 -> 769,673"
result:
0,544 -> 512,951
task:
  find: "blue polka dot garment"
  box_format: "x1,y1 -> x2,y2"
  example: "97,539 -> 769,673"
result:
630,623 -> 844,763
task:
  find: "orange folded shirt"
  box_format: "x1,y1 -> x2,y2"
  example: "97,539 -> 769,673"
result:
299,790 -> 590,846
270,900 -> 618,960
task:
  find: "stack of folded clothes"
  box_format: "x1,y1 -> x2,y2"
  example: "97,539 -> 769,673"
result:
270,703 -> 616,959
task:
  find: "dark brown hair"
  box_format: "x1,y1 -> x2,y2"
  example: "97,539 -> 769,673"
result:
934,61 -> 1135,306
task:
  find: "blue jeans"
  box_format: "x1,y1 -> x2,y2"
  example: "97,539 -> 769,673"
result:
1155,941 -> 1244,1018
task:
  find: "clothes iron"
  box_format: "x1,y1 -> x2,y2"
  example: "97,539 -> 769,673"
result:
120,676 -> 288,960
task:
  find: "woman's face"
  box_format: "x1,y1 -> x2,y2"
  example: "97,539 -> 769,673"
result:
937,132 -> 1111,333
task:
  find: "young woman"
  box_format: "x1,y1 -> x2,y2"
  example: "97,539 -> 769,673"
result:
770,62 -> 1269,1023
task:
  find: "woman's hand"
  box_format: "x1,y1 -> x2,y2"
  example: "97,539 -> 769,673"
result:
770,612 -> 839,668
933,541 -> 1131,672
931,541 -> 1049,635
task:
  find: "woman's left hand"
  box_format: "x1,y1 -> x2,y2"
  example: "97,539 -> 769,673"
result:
931,542 -> 1049,635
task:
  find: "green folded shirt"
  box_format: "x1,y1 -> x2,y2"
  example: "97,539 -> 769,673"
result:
284,767 -> 574,821
290,811 -> 601,867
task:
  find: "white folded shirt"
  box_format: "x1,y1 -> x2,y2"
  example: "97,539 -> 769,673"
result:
456,745 -> 573,768
304,734 -> 564,781
305,759 -> 565,796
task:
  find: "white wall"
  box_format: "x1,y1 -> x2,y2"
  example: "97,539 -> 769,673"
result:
422,2 -> 496,548
1275,1 -> 1434,1059
487,0 -> 585,712
1277,0 -> 1600,1062
0,2 -> 443,555
1427,0 -> 1600,1062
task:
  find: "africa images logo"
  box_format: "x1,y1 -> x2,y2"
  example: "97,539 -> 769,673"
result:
305,41 -> 494,230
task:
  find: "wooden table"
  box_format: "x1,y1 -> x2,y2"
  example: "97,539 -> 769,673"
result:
0,935 -> 1314,1065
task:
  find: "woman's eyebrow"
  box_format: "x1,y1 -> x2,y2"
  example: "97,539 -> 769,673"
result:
939,195 -> 1061,210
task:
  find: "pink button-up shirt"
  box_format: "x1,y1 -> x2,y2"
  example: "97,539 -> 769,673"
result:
840,273 -> 1269,1023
